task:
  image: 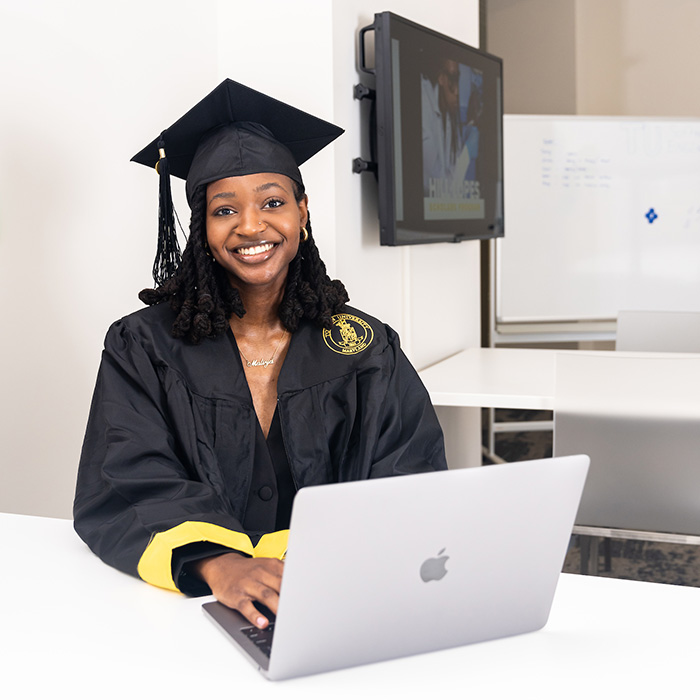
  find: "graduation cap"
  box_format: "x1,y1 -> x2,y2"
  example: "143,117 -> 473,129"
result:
131,79 -> 344,285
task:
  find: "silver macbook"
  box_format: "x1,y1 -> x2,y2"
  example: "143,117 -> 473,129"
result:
202,454 -> 589,680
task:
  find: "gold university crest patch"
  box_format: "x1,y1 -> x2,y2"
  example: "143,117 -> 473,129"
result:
323,314 -> 374,355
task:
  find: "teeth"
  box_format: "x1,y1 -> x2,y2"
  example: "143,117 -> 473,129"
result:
237,243 -> 275,256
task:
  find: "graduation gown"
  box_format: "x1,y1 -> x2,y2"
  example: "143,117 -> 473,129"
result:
73,303 -> 448,592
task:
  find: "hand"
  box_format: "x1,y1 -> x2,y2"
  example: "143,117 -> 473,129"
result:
193,552 -> 284,629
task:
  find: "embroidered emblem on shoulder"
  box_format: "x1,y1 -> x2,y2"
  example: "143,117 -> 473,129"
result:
323,314 -> 374,355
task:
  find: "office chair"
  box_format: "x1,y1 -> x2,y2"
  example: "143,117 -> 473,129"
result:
554,352 -> 700,575
616,310 -> 700,352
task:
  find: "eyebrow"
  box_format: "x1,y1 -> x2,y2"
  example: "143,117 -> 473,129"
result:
208,181 -> 287,207
208,191 -> 235,206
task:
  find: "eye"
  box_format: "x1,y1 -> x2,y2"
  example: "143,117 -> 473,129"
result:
213,206 -> 236,217
263,197 -> 285,209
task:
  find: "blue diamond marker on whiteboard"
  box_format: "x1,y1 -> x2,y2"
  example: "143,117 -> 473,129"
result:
645,208 -> 658,223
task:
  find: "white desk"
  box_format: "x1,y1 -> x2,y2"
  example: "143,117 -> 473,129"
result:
418,347 -> 700,411
3,512 -> 700,698
418,348 -> 557,410
418,348 -> 558,465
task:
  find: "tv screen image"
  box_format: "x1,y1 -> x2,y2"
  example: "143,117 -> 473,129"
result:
422,60 -> 485,219
359,12 -> 504,246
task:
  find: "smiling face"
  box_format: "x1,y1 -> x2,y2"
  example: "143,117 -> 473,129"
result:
205,172 -> 308,293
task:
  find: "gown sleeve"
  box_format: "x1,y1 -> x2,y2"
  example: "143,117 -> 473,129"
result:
367,326 -> 449,477
73,319 -> 287,593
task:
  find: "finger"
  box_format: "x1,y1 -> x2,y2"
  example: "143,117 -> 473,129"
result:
252,582 -> 281,616
219,579 -> 281,619
237,597 -> 273,629
204,556 -> 284,622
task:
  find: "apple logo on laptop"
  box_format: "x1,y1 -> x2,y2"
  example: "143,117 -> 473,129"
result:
420,548 -> 449,582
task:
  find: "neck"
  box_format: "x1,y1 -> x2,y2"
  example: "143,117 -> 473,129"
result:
229,279 -> 286,334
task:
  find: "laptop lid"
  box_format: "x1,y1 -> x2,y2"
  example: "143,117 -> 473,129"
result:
203,454 -> 589,680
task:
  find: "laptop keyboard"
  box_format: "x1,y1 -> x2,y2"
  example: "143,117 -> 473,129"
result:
242,623 -> 275,657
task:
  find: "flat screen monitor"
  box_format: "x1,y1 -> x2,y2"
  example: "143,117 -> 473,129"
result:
360,12 -> 504,245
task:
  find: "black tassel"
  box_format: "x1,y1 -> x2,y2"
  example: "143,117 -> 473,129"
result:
153,134 -> 182,286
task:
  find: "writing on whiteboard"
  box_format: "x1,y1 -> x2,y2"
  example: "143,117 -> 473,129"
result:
539,122 -> 700,192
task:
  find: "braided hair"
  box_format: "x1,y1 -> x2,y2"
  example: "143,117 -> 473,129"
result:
139,181 -> 349,344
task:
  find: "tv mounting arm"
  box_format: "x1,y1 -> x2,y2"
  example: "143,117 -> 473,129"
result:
353,83 -> 378,175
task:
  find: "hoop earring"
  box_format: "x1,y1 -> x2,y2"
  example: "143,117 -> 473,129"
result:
300,227 -> 309,242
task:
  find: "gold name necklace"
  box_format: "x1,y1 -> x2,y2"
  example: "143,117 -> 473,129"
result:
238,331 -> 288,368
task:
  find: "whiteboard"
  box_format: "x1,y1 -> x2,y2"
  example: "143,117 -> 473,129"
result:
496,115 -> 700,323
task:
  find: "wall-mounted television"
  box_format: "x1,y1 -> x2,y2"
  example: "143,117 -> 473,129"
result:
358,12 -> 504,246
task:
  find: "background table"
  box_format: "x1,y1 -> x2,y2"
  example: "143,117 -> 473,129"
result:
418,347 -> 700,410
418,348 -> 559,464
418,347 -> 558,410
2,512 -> 700,698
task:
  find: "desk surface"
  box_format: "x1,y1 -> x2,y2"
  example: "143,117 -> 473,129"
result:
3,512 -> 700,698
418,347 -> 700,410
418,348 -> 558,410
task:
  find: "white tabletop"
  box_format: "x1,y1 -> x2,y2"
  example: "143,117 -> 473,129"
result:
418,347 -> 700,411
419,347 -> 558,410
3,512 -> 700,698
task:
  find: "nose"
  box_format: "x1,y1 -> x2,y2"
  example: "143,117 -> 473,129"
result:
236,207 -> 266,236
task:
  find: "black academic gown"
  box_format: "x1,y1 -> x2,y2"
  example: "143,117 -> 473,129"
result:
73,303 -> 448,592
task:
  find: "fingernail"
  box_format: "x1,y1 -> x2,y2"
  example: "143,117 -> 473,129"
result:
257,616 -> 267,628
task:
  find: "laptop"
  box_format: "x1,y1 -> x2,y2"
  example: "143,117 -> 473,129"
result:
202,454 -> 589,680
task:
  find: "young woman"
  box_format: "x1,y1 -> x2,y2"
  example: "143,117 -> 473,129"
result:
74,80 -> 447,630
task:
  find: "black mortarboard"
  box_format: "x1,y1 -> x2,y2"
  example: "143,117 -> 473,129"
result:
131,79 -> 344,285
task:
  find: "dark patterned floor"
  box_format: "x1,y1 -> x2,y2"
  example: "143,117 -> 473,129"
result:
485,409 -> 700,587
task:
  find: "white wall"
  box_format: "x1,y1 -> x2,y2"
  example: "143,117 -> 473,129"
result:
0,0 -> 482,519
0,0 -> 221,518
